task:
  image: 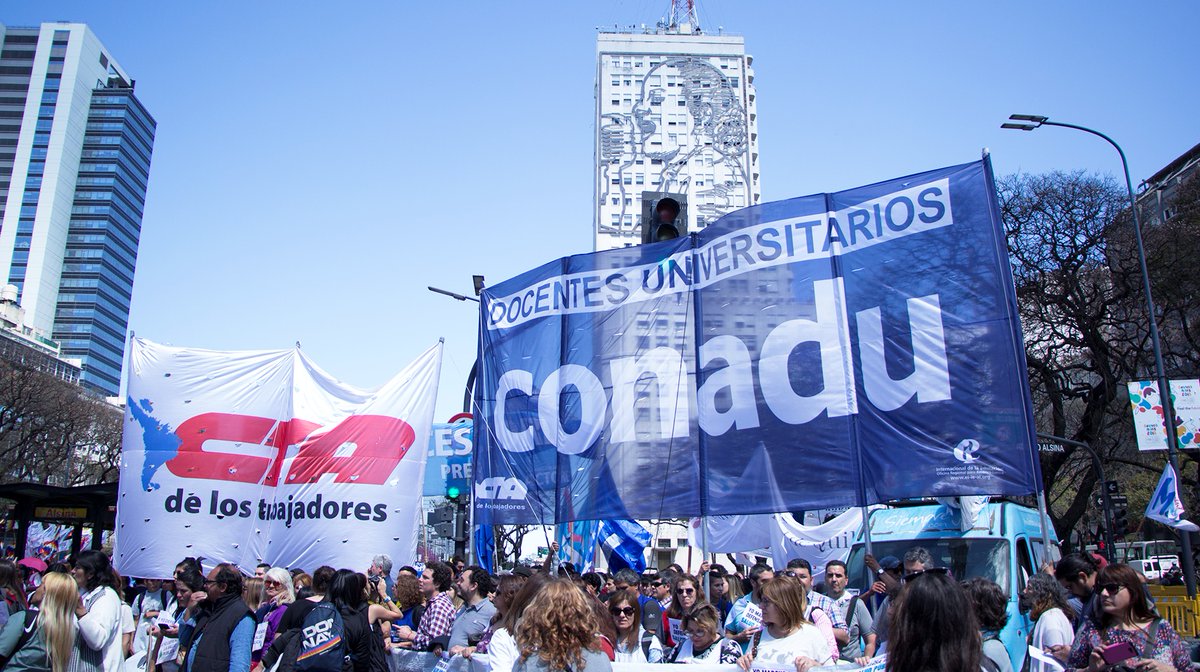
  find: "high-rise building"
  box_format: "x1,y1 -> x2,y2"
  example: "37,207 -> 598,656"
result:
0,22 -> 156,396
594,11 -> 759,251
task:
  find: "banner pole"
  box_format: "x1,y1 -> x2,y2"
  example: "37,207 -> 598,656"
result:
702,517 -> 711,603
1036,489 -> 1053,567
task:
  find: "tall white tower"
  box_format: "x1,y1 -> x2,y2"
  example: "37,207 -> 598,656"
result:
593,10 -> 760,251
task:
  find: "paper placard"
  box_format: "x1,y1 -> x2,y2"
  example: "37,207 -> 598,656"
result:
668,618 -> 686,643
253,622 -> 269,652
741,602 -> 763,629
1027,646 -> 1064,671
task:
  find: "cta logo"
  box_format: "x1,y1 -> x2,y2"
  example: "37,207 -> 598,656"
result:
475,477 -> 528,501
953,439 -> 981,464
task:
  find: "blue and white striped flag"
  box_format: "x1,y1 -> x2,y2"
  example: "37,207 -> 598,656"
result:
556,520 -> 600,572
598,519 -> 651,573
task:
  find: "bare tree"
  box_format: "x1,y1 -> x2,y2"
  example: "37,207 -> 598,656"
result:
0,359 -> 122,486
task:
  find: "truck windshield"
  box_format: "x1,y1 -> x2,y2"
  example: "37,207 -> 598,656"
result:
844,538 -> 1010,594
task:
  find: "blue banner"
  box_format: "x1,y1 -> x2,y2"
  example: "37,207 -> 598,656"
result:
473,160 -> 1040,525
423,420 -> 472,498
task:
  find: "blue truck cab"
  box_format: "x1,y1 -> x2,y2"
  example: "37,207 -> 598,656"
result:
844,501 -> 1059,671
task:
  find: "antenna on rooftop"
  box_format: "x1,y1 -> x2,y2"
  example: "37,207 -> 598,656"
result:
667,0 -> 700,33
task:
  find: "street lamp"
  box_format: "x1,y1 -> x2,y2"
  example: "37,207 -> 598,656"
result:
1004,114 -> 1196,595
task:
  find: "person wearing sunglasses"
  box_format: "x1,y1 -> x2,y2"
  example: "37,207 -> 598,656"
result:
253,568 -> 294,664
874,547 -> 935,657
608,588 -> 662,663
1066,563 -> 1190,672
661,573 -> 707,649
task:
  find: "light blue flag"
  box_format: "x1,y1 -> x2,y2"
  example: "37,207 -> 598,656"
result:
598,519 -> 652,573
1145,464 -> 1199,532
556,520 -> 599,571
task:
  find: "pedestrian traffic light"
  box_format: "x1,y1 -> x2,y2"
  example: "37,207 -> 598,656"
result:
1112,502 -> 1129,538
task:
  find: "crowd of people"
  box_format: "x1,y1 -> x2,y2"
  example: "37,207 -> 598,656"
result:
0,547 -> 1192,672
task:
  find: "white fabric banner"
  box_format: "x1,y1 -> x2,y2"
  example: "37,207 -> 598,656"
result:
1128,379 -> 1200,451
115,338 -> 442,577
690,508 -> 871,579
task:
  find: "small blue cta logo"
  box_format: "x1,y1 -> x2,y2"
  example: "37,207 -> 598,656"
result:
953,439 -> 981,464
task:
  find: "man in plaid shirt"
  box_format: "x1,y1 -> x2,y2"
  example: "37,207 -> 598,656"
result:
395,562 -> 456,650
786,558 -> 849,662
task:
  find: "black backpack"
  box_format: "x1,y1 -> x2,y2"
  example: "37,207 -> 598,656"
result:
288,602 -> 350,672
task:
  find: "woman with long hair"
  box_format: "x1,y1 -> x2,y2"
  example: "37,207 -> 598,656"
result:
241,577 -> 265,614
1066,563 -> 1190,671
5,572 -> 78,672
961,578 -> 1012,672
666,604 -> 741,664
254,567 -> 295,663
886,570 -> 981,672
662,573 -> 707,649
326,569 -> 386,672
72,550 -> 124,672
736,575 -> 829,672
466,573 -> 526,659
0,560 -> 28,628
489,573 -> 549,672
1019,573 -> 1075,672
608,588 -> 662,664
514,578 -> 611,672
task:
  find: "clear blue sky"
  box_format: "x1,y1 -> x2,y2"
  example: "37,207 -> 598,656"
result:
6,1 -> 1198,421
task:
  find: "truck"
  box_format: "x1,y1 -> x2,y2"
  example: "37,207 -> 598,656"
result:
843,501 -> 1059,672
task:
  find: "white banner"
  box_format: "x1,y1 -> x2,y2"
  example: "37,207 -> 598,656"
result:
1128,379 -> 1200,451
690,508 -> 870,579
115,338 -> 442,577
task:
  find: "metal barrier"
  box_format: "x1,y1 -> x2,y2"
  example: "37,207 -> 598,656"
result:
1150,585 -> 1200,638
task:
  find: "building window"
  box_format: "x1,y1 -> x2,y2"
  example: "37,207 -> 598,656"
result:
99,53 -> 108,68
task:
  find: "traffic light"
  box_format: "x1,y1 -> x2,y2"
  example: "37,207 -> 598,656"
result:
446,485 -> 462,503
427,506 -> 455,538
641,192 -> 688,244
1111,496 -> 1130,537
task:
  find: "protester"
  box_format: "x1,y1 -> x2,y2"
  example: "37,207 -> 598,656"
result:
1019,572 -> 1075,672
255,567 -> 295,663
448,565 -> 497,653
875,547 -> 934,655
238,577 -> 262,615
254,564 -> 270,579
390,573 -> 424,634
724,563 -> 773,653
514,578 -> 611,672
466,572 -> 526,659
174,559 -> 203,582
1066,563 -> 1190,671
369,555 -> 394,596
182,563 -> 254,672
3,571 -> 77,672
654,569 -> 677,611
823,560 -> 875,660
863,554 -> 902,616
1054,552 -> 1100,630
662,573 -> 706,648
885,570 -> 982,672
961,577 -> 1012,672
665,604 -> 741,664
608,588 -> 662,663
0,560 -> 28,629
735,574 -> 830,672
150,568 -> 204,672
393,562 -> 454,650
274,565 -> 334,636
706,567 -> 735,622
327,570 -> 387,672
579,573 -> 603,598
489,574 -> 550,672
613,569 -> 661,642
600,574 -> 615,601
783,559 -> 842,662
131,576 -> 175,655
69,550 -> 125,672
291,573 -> 312,600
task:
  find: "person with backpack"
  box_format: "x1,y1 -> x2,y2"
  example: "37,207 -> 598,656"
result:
607,588 -> 662,663
3,571 -> 78,672
182,563 -> 254,672
823,560 -> 875,660
132,577 -> 176,655
325,569 -> 386,672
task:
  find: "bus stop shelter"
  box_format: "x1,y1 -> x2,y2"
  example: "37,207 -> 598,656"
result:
0,482 -> 117,559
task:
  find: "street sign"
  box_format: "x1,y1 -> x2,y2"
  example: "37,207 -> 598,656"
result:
1094,494 -> 1129,508
1105,480 -> 1120,495
1037,440 -> 1066,453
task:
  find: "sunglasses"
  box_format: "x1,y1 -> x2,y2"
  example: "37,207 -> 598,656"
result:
902,567 -> 950,582
1098,583 -> 1126,596
679,587 -> 696,595
610,606 -> 636,617
265,580 -> 282,588
783,570 -> 807,579
651,582 -> 664,587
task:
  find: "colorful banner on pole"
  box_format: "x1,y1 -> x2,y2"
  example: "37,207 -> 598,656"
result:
1128,379 -> 1200,451
474,159 -> 1040,525
116,338 -> 442,577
